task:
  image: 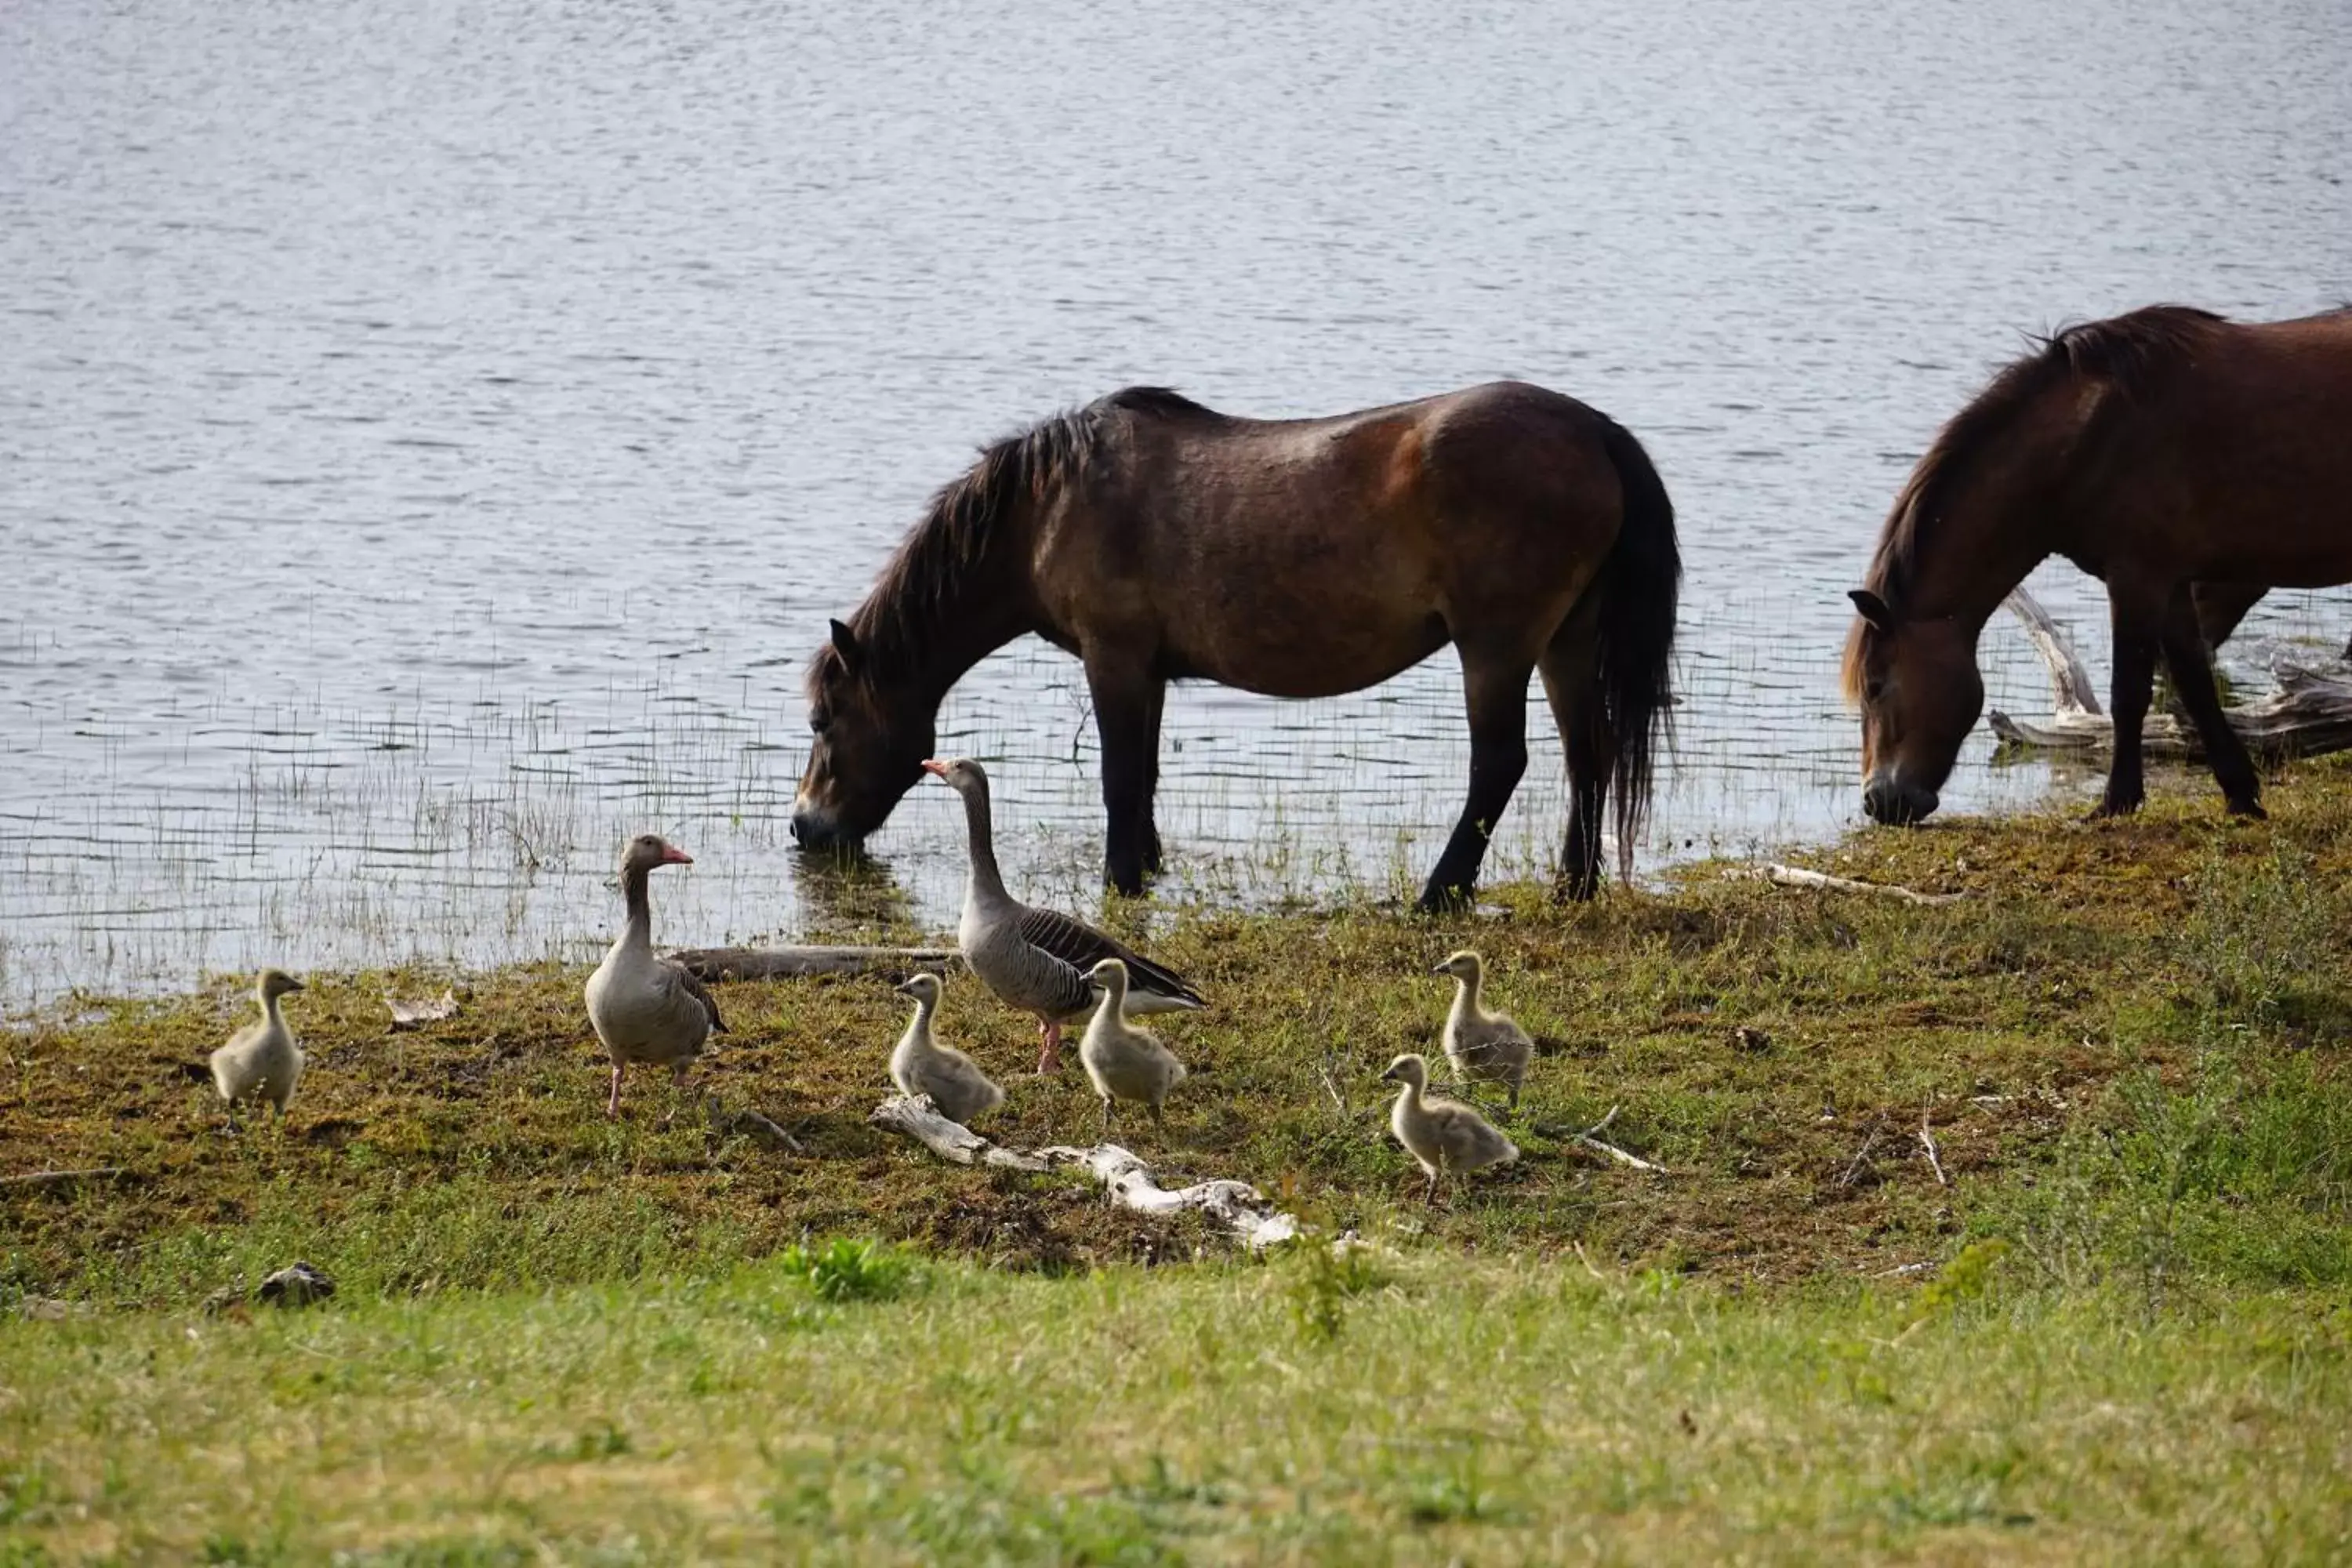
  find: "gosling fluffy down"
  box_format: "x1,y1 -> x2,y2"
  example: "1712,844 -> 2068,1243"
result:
1076,959 -> 1187,1132
890,972 -> 1007,1126
209,969 -> 307,1120
1432,949 -> 1534,1109
1381,1052 -> 1519,1201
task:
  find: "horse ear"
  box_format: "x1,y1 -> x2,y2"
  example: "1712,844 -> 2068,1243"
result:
828,618 -> 862,671
1848,590 -> 1895,632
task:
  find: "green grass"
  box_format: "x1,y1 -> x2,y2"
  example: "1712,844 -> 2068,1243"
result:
7,758 -> 2352,1559
1,1253 -> 2345,1563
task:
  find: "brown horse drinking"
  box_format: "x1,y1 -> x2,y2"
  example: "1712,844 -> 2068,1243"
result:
1843,305 -> 2352,826
790,382 -> 1681,910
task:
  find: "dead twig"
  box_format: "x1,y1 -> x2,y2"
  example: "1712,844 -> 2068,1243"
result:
1534,1105 -> 1669,1174
1918,1113 -> 1949,1187
705,1097 -> 805,1153
1840,1123 -> 1885,1189
1315,1055 -> 1351,1118
1733,864 -> 1965,907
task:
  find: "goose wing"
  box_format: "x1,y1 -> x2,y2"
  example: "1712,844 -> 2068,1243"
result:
667,960 -> 728,1033
1013,906 -> 1204,1006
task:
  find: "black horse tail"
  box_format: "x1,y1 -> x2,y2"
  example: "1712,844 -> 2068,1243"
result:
1590,416 -> 1681,882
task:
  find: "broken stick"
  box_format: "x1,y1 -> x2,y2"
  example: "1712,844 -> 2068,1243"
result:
1733,864 -> 1965,907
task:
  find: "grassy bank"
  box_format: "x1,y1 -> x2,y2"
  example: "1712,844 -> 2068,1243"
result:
5,1253 -> 2347,1564
5,760 -> 2352,1560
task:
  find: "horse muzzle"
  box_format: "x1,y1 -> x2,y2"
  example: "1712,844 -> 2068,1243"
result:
1862,772 -> 1939,826
788,799 -> 862,851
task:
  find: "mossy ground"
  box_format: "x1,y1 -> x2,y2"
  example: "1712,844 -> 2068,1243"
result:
4,758 -> 2350,1560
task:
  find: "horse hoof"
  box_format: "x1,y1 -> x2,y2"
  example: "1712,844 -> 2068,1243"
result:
2227,797 -> 2268,821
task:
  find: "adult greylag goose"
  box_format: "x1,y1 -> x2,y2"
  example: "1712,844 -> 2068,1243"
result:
209,968 -> 307,1126
1381,1052 -> 1519,1203
1432,949 -> 1534,1109
1076,958 -> 1187,1134
585,833 -> 725,1118
923,757 -> 1203,1073
889,971 -> 1006,1126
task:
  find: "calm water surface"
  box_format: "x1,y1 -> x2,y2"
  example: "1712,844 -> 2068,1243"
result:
4,0 -> 2349,1007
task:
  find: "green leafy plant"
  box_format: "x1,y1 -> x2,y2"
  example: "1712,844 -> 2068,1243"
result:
778,1237 -> 909,1303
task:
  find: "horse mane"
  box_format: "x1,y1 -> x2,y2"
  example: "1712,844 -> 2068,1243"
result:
810,388 -> 1209,694
1839,305 -> 2227,702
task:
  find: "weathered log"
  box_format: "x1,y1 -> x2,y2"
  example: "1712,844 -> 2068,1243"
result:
1989,588 -> 2352,760
385,989 -> 460,1031
2002,588 -> 2103,717
1032,1144 -> 1301,1250
868,1094 -> 1300,1247
867,1094 -> 1050,1171
670,946 -> 960,982
1730,863 -> 1965,906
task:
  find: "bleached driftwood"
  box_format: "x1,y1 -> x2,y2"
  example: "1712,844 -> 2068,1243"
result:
671,946 -> 960,982
385,989 -> 460,1031
1988,587 -> 2352,760
2003,587 -> 2103,717
868,1094 -> 1299,1247
1033,1144 -> 1301,1249
1731,863 -> 1965,907
867,1093 -> 1050,1171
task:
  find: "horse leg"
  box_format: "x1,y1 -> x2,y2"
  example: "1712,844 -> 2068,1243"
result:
1142,680 -> 1167,877
1537,594 -> 1610,902
1087,660 -> 1163,896
2160,586 -> 2265,818
2189,581 -> 2264,652
2092,579 -> 2163,818
1420,652 -> 1532,912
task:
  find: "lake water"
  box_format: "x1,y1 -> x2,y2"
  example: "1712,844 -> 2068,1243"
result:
4,0 -> 2348,1009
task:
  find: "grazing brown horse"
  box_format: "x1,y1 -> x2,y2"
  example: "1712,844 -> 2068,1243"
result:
1843,305 -> 2352,826
791,382 -> 1682,910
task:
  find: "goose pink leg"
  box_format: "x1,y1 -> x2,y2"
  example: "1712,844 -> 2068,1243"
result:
607,1064 -> 624,1119
1036,1018 -> 1064,1075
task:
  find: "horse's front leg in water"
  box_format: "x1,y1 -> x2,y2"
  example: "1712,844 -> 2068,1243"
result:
1420,655 -> 1533,912
1088,662 -> 1163,896
2159,585 -> 2265,818
2092,582 -> 2161,818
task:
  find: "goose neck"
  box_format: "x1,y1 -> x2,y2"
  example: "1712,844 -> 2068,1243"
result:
1092,974 -> 1127,1023
957,783 -> 1009,902
619,862 -> 655,949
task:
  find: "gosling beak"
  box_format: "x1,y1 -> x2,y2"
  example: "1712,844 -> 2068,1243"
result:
893,978 -> 921,997
285,978 -> 307,993
1380,1067 -> 1399,1083
920,759 -> 949,779
661,846 -> 695,866
1428,961 -> 1450,975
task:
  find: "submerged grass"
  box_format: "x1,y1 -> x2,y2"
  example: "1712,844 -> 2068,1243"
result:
5,759 -> 2352,1558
